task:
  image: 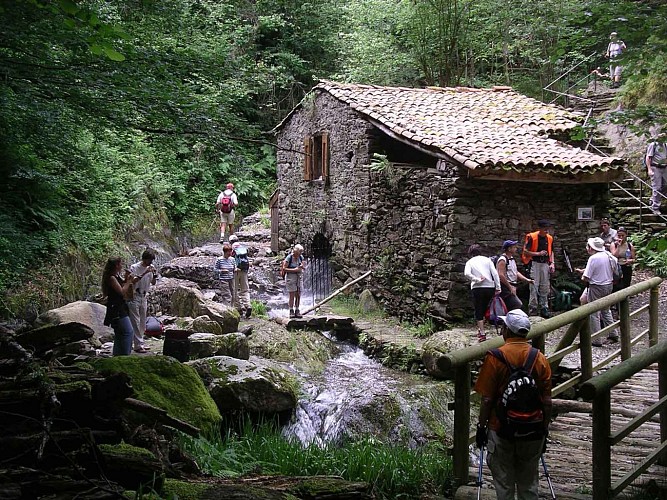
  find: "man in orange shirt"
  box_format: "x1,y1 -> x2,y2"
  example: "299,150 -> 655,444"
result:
474,309 -> 552,500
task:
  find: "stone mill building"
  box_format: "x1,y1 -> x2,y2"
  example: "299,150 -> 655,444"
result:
272,81 -> 626,321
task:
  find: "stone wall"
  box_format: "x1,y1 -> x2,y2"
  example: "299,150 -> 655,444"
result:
276,91 -> 375,280
276,91 -> 612,322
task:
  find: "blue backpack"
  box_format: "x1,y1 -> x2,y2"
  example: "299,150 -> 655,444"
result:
234,245 -> 250,271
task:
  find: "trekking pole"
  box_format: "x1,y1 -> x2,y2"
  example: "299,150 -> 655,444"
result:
541,454 -> 556,500
477,446 -> 485,500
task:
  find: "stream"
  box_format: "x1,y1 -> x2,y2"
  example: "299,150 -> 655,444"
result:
279,331 -> 455,448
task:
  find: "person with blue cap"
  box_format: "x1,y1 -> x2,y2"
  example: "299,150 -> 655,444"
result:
496,240 -> 534,311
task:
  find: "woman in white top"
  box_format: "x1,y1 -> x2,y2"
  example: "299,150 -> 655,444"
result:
464,244 -> 501,341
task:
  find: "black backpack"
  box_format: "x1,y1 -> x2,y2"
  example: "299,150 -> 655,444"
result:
489,347 -> 545,441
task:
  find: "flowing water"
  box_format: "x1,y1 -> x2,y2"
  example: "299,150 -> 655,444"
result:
281,332 -> 455,448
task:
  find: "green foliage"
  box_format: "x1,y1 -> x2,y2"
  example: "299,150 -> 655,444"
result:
179,422 -> 452,498
631,230 -> 667,277
250,299 -> 269,319
328,294 -> 386,320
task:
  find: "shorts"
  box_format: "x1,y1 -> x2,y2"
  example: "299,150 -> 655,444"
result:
220,210 -> 235,224
285,272 -> 303,293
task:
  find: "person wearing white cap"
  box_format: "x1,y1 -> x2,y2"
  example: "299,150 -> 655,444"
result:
575,237 -> 619,345
475,309 -> 552,500
605,32 -> 626,88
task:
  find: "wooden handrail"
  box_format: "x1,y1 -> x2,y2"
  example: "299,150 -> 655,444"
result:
442,277 -> 662,371
579,340 -> 667,498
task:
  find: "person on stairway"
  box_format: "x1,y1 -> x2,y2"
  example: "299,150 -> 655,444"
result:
605,32 -> 626,88
646,139 -> 667,215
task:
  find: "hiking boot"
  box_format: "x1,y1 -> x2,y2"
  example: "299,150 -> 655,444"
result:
651,208 -> 662,216
478,330 -> 486,342
592,338 -> 604,347
294,309 -> 302,318
528,308 -> 539,317
540,307 -> 551,319
608,334 -> 619,343
245,307 -> 252,319
289,309 -> 295,318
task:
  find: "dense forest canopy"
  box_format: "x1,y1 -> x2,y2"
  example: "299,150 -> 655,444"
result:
0,0 -> 665,318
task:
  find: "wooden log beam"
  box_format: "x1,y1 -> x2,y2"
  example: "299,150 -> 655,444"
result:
300,271 -> 372,316
123,398 -> 200,437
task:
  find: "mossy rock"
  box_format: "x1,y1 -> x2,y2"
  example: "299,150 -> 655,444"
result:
192,315 -> 223,335
92,356 -> 221,432
99,442 -> 164,494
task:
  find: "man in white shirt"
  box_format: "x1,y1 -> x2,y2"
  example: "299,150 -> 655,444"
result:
128,249 -> 157,353
216,182 -> 239,242
646,140 -> 667,215
605,32 -> 626,88
576,237 -> 618,346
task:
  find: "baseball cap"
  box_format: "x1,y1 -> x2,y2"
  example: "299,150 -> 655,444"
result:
498,309 -> 531,336
502,240 -> 518,250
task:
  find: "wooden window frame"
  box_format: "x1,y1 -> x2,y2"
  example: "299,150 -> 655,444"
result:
303,132 -> 329,185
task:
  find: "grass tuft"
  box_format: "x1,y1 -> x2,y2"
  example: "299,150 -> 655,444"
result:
179,422 -> 452,498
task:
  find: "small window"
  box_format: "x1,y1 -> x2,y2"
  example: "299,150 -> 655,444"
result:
303,133 -> 329,184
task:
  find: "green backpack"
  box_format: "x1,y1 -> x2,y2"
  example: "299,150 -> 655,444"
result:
553,290 -> 573,312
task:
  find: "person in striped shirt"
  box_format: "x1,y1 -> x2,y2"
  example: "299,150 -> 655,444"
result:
215,244 -> 236,307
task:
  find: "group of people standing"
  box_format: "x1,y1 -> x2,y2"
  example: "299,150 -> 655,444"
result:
465,218 -> 636,344
101,250 -> 157,356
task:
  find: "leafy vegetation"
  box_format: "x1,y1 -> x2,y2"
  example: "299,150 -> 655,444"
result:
1,0 -> 666,318
179,421 -> 452,499
631,230 -> 667,277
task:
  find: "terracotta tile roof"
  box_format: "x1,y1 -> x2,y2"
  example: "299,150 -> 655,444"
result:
312,81 -> 624,174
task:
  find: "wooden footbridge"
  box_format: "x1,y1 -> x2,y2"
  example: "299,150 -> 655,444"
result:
446,277 -> 667,499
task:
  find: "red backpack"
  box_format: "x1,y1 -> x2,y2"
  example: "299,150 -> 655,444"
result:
218,193 -> 233,213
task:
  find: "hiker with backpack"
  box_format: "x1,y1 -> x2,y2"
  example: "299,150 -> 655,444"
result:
605,32 -> 626,88
229,234 -> 252,318
496,240 -> 534,311
216,182 -> 238,241
475,309 -> 552,500
646,139 -> 667,215
281,244 -> 305,318
464,244 -> 501,342
214,243 -> 236,307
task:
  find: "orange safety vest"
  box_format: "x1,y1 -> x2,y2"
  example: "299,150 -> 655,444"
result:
521,231 -> 553,265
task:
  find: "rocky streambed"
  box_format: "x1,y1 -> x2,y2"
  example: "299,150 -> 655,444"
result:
0,212 -> 464,498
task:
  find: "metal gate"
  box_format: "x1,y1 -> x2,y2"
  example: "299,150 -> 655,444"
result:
303,233 -> 333,307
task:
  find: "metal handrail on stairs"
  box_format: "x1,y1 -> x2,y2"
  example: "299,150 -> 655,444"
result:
543,51 -> 598,105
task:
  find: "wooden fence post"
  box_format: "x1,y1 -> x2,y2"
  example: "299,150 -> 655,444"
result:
580,319 -> 593,382
660,355 -> 667,467
650,286 -> 660,347
619,298 -> 631,361
453,362 -> 471,487
592,391 -> 611,499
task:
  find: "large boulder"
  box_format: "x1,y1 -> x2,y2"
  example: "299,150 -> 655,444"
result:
189,333 -> 249,360
187,355 -> 298,415
192,315 -> 223,335
92,356 -> 221,432
358,289 -> 380,314
149,277 -> 200,315
421,329 -> 472,379
170,287 -> 239,334
33,301 -> 113,343
15,322 -> 94,354
160,256 -> 218,289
